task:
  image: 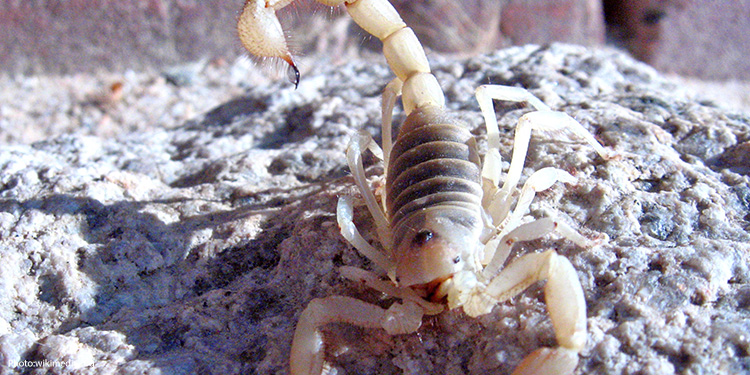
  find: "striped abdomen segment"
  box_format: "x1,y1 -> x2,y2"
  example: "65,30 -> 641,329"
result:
385,122 -> 483,231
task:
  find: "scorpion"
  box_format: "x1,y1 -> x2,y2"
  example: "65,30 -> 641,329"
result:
238,0 -> 611,374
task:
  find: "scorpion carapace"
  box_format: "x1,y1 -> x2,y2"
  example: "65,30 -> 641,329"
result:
238,1 -> 611,374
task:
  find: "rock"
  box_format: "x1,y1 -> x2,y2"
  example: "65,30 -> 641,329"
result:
0,1 -> 241,75
0,44 -> 748,374
0,0 -> 607,75
389,0 -> 605,54
604,0 -> 750,80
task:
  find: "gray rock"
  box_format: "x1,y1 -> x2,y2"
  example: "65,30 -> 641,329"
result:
1,44 -> 748,374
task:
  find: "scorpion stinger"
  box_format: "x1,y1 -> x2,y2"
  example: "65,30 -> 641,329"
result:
238,0 -> 300,87
238,0 -> 613,374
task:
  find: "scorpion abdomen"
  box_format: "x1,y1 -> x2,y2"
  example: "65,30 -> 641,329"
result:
385,106 -> 485,264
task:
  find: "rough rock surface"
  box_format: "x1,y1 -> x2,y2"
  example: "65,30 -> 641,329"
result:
1,44 -> 749,374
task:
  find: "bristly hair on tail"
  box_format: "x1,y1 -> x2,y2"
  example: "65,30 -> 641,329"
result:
237,0 -> 351,89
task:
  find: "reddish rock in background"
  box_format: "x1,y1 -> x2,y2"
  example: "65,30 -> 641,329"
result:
0,0 -> 607,75
603,0 -> 671,62
652,1 -> 750,80
0,0 -> 241,74
388,0 -> 604,54
499,0 -> 605,46
0,0 -> 749,80
603,0 -> 750,80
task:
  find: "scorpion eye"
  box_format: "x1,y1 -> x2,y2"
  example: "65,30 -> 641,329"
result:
452,256 -> 461,264
413,229 -> 433,246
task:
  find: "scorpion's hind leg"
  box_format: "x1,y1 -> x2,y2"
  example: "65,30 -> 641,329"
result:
475,85 -> 610,207
345,132 -> 390,246
380,78 -> 403,171
484,249 -> 587,375
475,85 -> 551,195
488,167 -> 579,236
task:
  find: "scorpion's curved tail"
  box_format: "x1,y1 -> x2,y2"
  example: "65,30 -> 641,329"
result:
238,0 -> 444,113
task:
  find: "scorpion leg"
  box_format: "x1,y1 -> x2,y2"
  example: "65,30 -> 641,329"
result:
345,132 -> 391,248
484,250 -> 587,375
291,295 -> 425,375
481,217 -> 589,279
475,85 -> 550,160
339,266 -> 443,315
380,78 -> 403,172
475,85 -> 609,212
488,166 -> 576,232
481,166 -> 589,269
378,77 -> 403,211
475,85 -> 549,193
337,197 -> 394,275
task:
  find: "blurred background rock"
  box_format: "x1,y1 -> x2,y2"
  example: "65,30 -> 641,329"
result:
1,0 -> 748,81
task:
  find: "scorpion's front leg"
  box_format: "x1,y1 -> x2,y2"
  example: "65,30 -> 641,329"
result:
486,250 -> 587,375
291,295 -> 426,375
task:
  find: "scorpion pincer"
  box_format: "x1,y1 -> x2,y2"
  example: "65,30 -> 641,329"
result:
238,0 -> 612,374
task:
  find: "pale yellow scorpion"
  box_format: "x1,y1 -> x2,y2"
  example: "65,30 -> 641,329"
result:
238,0 -> 611,374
